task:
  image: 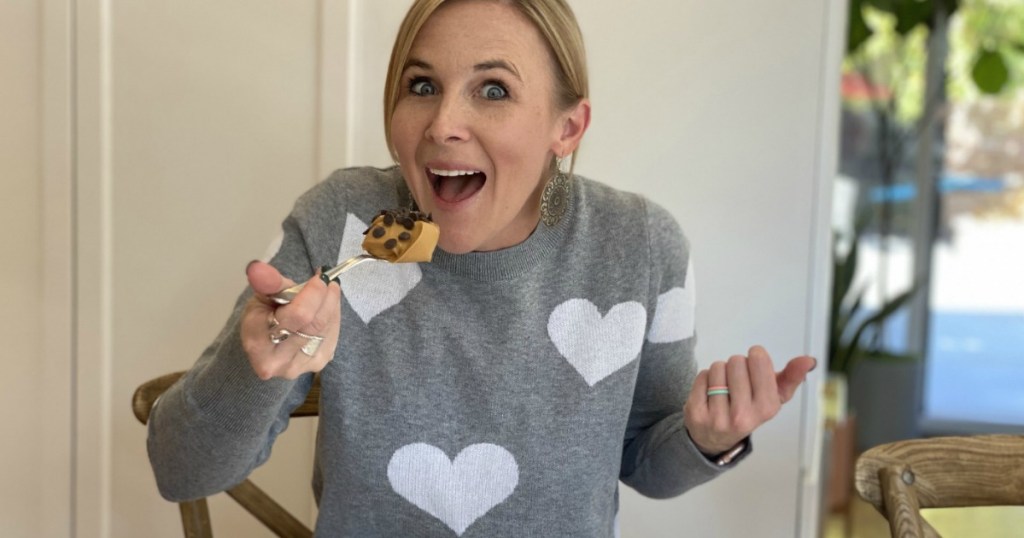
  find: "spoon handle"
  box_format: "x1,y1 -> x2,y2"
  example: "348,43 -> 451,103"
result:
270,254 -> 376,305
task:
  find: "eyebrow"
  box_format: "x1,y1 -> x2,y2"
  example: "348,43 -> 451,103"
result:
404,58 -> 522,82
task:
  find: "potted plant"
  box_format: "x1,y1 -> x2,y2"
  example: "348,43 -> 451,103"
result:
829,208 -> 920,443
823,211 -> 919,512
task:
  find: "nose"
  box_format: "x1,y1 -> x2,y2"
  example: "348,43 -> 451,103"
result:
425,95 -> 470,145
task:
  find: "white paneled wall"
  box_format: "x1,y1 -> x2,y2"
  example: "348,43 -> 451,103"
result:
4,0 -> 839,536
1,2 -> 49,537
103,1 -> 327,536
10,0 -> 338,536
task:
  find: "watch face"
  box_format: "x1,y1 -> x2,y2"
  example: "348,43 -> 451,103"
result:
716,439 -> 749,466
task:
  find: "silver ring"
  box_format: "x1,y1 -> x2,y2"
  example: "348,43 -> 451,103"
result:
269,328 -> 291,344
268,311 -> 280,330
295,330 -> 324,357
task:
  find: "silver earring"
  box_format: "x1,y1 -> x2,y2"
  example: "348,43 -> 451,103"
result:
540,157 -> 571,227
395,169 -> 420,211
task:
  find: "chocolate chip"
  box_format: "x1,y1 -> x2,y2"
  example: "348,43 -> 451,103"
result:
384,239 -> 397,249
399,232 -> 411,241
400,218 -> 414,230
372,227 -> 386,238
383,214 -> 394,226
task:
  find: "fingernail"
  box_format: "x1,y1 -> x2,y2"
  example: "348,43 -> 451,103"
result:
246,259 -> 260,273
810,358 -> 818,372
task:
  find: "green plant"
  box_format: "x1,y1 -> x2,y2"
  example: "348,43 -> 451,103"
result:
828,211 -> 919,375
847,0 -> 1024,96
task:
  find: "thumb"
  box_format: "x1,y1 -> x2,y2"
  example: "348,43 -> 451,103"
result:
776,355 -> 816,404
246,260 -> 291,296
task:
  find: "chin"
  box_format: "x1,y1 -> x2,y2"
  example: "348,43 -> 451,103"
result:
437,234 -> 478,255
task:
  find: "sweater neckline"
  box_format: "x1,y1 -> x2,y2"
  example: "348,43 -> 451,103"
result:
389,168 -> 575,282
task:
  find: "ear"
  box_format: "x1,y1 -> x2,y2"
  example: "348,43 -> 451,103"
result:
552,98 -> 591,157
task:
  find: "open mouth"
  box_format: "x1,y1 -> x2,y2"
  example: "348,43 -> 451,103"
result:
427,168 -> 487,204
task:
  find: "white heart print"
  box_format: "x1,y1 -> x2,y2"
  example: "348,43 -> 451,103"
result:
387,443 -> 519,536
338,213 -> 423,324
547,299 -> 647,386
647,257 -> 696,343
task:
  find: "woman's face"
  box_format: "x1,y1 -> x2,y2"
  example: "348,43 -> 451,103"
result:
390,0 -> 585,254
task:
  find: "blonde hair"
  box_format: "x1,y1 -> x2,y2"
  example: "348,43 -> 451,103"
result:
383,0 -> 588,173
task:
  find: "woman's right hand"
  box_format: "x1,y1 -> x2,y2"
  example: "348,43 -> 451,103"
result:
240,261 -> 342,380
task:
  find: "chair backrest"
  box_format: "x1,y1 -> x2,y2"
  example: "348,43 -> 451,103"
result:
854,434 -> 1024,538
133,371 -> 321,538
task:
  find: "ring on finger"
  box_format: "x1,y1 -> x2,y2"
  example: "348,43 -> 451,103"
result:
269,327 -> 292,344
295,330 -> 324,357
268,311 -> 281,330
707,385 -> 730,396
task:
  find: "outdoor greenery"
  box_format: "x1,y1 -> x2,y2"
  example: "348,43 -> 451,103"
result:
827,0 -> 1024,375
947,0 -> 1024,99
845,0 -> 1024,125
829,0 -> 1023,449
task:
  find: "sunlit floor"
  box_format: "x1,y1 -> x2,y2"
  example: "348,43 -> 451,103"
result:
824,497 -> 1024,537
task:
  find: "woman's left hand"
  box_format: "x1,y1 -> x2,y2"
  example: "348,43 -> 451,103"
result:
684,345 -> 816,456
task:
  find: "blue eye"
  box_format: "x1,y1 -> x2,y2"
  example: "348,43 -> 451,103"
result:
409,78 -> 437,96
482,82 -> 508,100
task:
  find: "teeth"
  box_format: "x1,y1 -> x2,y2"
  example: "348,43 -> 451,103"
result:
429,168 -> 481,177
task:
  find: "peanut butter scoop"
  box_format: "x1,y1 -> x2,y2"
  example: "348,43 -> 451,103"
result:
361,209 -> 439,263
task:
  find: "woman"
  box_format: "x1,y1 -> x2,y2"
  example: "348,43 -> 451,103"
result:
147,0 -> 815,535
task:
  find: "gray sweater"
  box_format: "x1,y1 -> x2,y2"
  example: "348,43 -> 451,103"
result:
147,166 -> 745,537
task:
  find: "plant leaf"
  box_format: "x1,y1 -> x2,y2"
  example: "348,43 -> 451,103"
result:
853,206 -> 873,236
866,0 -> 896,13
842,286 -> 918,373
860,350 -> 919,363
848,0 -> 874,55
833,244 -> 857,318
972,48 -> 1009,94
843,289 -> 866,336
895,0 -> 933,34
829,207 -> 875,373
832,286 -> 867,373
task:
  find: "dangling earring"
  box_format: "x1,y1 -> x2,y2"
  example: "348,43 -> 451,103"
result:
540,156 -> 571,227
394,164 -> 421,212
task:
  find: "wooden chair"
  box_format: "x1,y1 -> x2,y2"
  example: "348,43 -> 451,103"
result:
132,371 -> 320,538
854,434 -> 1024,537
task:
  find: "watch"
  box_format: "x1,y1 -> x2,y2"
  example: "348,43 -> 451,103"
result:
712,438 -> 749,466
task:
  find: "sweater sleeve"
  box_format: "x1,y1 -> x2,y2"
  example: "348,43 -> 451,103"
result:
618,199 -> 750,499
146,197 -> 323,502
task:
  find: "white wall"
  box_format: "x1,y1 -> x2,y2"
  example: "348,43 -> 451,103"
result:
1,2 -> 48,537
105,1 -> 337,535
4,0 -> 840,536
586,0 -> 840,530
577,2 -> 841,536
103,2 -> 324,535
5,0 -> 338,536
